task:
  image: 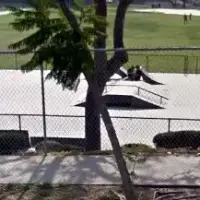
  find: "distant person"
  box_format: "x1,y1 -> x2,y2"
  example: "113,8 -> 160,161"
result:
189,13 -> 192,20
184,14 -> 187,24
134,65 -> 142,81
127,65 -> 135,81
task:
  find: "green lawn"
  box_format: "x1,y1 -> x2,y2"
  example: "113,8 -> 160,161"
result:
1,10 -> 200,72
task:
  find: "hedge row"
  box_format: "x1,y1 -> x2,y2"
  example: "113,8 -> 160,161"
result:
0,130 -> 85,155
1,130 -> 200,154
153,130 -> 200,149
0,130 -> 30,154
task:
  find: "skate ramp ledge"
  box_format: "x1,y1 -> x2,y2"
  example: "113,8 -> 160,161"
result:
75,94 -> 164,109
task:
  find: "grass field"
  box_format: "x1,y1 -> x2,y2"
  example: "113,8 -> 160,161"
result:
1,9 -> 200,72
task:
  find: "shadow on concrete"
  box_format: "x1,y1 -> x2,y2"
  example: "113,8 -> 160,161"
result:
133,155 -> 200,186
0,155 -> 121,185
2,155 -> 200,187
0,156 -> 23,165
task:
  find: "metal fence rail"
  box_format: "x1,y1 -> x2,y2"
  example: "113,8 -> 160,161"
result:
0,113 -> 197,132
106,84 -> 169,105
0,113 -> 200,150
1,48 -> 200,73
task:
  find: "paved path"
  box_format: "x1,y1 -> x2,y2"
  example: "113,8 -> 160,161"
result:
1,155 -> 200,185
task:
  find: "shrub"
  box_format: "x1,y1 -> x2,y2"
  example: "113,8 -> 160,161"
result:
35,140 -> 85,153
35,140 -> 65,153
121,143 -> 155,154
153,130 -> 200,149
0,130 -> 30,154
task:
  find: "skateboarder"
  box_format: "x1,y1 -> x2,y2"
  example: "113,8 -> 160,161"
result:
189,13 -> 192,20
134,65 -> 142,81
127,65 -> 142,81
127,65 -> 135,81
184,14 -> 187,24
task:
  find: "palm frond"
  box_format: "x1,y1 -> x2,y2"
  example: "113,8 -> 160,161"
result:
8,0 -> 97,90
46,31 -> 94,89
9,15 -> 68,52
73,0 -> 84,12
26,0 -> 57,10
73,0 -> 89,9
9,17 -> 37,32
16,47 -> 36,54
6,6 -> 36,17
20,45 -> 54,72
8,29 -> 52,52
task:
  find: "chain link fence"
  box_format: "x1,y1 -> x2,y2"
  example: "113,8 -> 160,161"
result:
0,48 -> 200,155
1,48 -> 200,73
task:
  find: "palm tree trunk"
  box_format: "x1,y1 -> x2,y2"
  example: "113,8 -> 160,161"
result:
85,84 -> 101,151
101,105 -> 137,200
84,0 -> 107,152
88,83 -> 137,200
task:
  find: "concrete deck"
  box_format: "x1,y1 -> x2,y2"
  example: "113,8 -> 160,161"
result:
0,71 -> 200,150
1,155 -> 200,186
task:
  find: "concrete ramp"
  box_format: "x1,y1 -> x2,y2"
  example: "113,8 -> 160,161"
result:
116,67 -> 128,79
75,94 -> 164,109
116,66 -> 164,85
140,67 -> 164,85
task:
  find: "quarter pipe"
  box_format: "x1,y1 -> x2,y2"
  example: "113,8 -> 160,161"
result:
140,67 -> 164,85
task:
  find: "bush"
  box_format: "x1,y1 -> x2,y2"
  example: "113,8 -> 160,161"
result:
0,130 -> 30,154
35,140 -> 65,152
35,140 -> 85,153
121,143 -> 155,154
153,130 -> 200,149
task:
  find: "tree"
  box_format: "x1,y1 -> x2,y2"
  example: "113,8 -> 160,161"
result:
8,0 -> 137,199
85,0 -> 131,151
183,0 -> 186,7
82,1 -> 137,198
169,0 -> 178,7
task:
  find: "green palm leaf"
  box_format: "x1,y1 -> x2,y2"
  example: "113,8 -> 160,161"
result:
8,0 -> 104,90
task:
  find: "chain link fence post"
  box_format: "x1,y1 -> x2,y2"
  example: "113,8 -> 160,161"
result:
184,55 -> 188,74
195,56 -> 199,74
167,118 -> 171,132
145,55 -> 149,71
18,115 -> 22,130
14,53 -> 18,70
40,64 -> 47,155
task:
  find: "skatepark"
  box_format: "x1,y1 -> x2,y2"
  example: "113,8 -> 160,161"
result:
0,67 -> 200,150
0,8 -> 200,149
0,69 -> 200,188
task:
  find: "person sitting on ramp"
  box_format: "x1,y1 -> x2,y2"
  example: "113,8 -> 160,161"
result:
127,65 -> 142,81
127,65 -> 135,81
134,65 -> 142,81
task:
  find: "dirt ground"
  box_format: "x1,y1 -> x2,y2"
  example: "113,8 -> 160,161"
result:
1,184 -> 200,200
0,184 -> 155,200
